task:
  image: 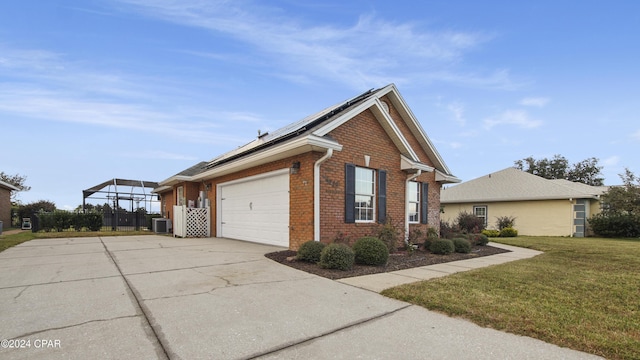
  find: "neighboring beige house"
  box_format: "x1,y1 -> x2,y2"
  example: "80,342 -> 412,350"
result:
441,167 -> 608,237
0,179 -> 19,229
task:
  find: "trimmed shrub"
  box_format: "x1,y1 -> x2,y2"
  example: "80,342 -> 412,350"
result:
453,238 -> 472,253
500,227 -> 518,237
85,212 -> 103,231
319,243 -> 355,271
482,229 -> 500,238
353,237 -> 388,266
588,213 -> 640,238
72,212 -> 86,231
296,241 -> 326,263
469,233 -> 489,246
456,211 -> 485,233
429,238 -> 455,255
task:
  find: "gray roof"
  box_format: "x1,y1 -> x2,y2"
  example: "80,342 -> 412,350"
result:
441,167 -> 607,203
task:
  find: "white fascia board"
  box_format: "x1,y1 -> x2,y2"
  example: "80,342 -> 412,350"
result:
401,155 -> 434,172
157,175 -> 191,187
435,170 -> 461,184
152,185 -> 172,194
385,85 -> 454,176
192,135 -> 342,181
441,194 -> 598,204
0,180 -> 19,191
313,96 -> 420,161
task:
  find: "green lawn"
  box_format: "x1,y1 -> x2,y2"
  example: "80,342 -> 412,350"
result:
0,230 -> 154,252
382,236 -> 640,360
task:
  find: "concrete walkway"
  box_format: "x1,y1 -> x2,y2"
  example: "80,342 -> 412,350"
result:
0,236 -> 600,359
338,242 -> 542,292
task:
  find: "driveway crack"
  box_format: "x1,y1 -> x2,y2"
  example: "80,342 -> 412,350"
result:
12,315 -> 141,339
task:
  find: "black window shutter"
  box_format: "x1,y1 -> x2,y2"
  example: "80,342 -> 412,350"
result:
378,170 -> 387,223
421,182 -> 429,224
345,164 -> 356,223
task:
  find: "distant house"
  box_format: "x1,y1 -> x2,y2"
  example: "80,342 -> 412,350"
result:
154,84 -> 460,249
440,167 -> 607,237
0,180 -> 19,228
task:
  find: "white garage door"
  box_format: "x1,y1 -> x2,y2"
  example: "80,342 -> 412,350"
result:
218,170 -> 290,247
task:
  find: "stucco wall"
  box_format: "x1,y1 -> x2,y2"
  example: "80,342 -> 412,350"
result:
441,199 -> 578,236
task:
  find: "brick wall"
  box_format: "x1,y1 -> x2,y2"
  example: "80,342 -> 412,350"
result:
318,105 -> 442,244
0,188 -> 11,227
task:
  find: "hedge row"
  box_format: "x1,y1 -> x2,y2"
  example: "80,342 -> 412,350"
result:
36,211 -> 103,232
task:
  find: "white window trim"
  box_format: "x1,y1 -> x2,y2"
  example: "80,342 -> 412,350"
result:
355,167 -> 376,223
408,181 -> 420,224
473,205 -> 488,227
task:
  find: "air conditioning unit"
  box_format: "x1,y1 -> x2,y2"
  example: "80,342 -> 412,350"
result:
153,218 -> 172,234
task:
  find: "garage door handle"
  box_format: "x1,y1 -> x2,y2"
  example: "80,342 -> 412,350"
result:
221,222 -> 226,224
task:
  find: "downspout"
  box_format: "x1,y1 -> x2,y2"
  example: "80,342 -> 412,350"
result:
405,170 -> 422,243
314,149 -> 334,241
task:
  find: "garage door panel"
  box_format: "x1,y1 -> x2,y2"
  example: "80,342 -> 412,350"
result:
219,171 -> 289,247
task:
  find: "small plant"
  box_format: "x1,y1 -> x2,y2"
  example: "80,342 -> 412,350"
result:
482,229 -> 500,238
353,237 -> 388,266
296,241 -> 326,263
439,220 -> 459,239
429,238 -> 455,255
319,243 -> 355,270
496,216 -> 516,230
375,218 -> 402,253
456,211 -> 485,233
500,227 -> 518,237
469,233 -> 489,246
453,238 -> 472,253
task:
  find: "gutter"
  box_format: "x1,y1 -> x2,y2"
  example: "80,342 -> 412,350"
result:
405,170 -> 422,243
314,148 -> 334,241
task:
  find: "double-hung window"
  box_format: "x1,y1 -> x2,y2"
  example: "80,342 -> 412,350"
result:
473,205 -> 488,227
408,181 -> 420,223
355,167 -> 375,222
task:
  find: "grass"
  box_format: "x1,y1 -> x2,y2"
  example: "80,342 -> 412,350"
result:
0,229 -> 154,252
382,236 -> 640,360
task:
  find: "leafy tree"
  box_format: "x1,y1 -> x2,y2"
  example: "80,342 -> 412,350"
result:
600,168 -> 640,215
16,200 -> 57,225
514,155 -> 604,186
0,172 -> 31,202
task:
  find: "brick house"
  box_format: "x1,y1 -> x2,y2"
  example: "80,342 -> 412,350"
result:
154,84 -> 460,249
0,179 -> 19,228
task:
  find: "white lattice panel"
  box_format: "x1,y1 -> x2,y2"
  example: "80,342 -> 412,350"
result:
173,206 -> 210,238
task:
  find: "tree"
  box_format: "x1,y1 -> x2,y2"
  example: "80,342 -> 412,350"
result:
0,172 -> 31,202
514,155 -> 604,186
600,168 -> 640,215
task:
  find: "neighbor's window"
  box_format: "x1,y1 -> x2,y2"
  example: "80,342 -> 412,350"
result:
355,167 -> 375,222
473,205 -> 488,227
408,181 -> 420,223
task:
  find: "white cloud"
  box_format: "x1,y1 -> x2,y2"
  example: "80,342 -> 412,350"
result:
114,0 -> 510,90
483,110 -> 542,129
603,156 -> 620,166
519,97 -> 550,107
632,130 -> 640,140
447,102 -> 465,126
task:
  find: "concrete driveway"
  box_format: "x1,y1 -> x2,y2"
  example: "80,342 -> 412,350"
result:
0,235 -> 600,359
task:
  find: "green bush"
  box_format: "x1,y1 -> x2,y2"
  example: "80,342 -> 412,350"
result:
453,238 -> 472,253
353,237 -> 388,266
85,212 -> 103,231
52,211 -> 73,232
72,212 -> 86,231
500,227 -> 518,237
469,233 -> 489,246
296,241 -> 326,263
319,243 -> 355,271
429,238 -> 455,255
482,229 -> 500,238
588,213 -> 640,238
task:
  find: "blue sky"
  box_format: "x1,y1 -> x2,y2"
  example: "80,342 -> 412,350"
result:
1,0 -> 639,210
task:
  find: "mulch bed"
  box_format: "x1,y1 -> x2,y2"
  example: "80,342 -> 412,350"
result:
265,245 -> 510,280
